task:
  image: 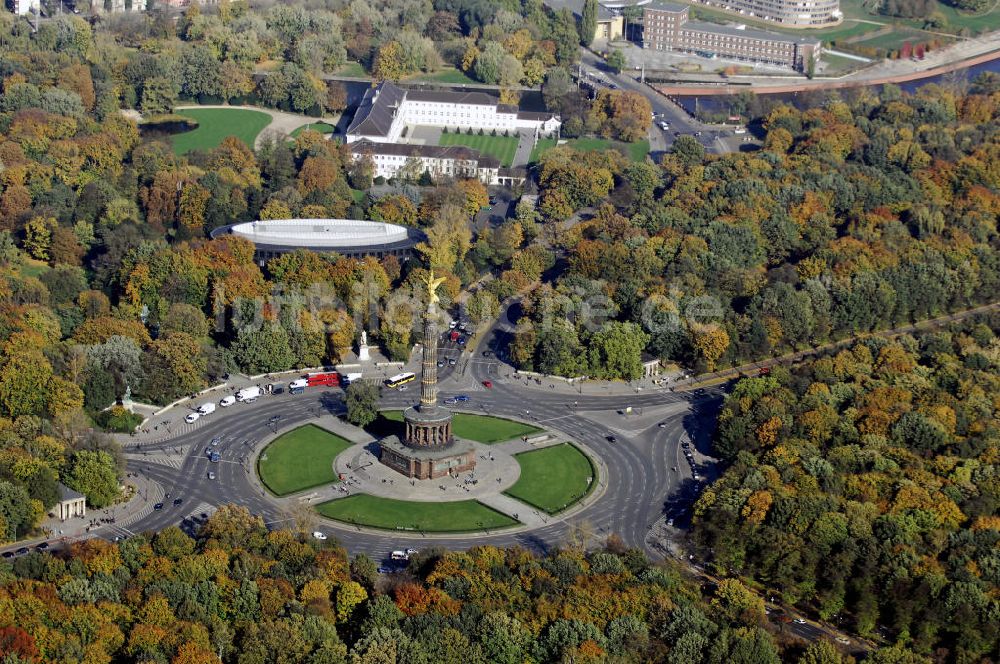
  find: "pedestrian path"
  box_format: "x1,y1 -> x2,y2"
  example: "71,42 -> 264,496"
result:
477,493 -> 545,526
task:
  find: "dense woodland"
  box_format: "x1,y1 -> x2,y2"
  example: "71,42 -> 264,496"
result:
694,319 -> 1000,661
0,505 -> 920,663
508,79 -> 1000,380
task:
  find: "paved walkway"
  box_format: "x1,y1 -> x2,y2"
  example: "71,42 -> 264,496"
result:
512,129 -> 536,167
174,105 -> 342,149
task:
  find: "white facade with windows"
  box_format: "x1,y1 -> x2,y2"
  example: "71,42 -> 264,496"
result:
346,82 -> 560,144
350,140 -> 525,187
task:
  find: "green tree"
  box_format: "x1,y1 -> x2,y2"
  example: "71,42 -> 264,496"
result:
580,0 -> 597,46
0,482 -> 33,543
671,134 -> 705,167
65,450 -> 119,508
587,321 -> 650,380
477,612 -> 532,664
607,49 -> 627,74
232,324 -> 296,374
345,381 -> 380,428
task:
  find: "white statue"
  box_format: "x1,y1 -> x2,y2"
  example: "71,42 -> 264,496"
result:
358,329 -> 370,362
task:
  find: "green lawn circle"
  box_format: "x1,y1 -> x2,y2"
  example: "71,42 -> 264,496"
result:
316,495 -> 517,532
504,442 -> 596,514
257,424 -> 354,496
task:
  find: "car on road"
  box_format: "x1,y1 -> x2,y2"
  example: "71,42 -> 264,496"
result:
220,395 -> 236,407
606,435 -> 617,443
449,320 -> 457,329
210,452 -> 220,463
207,471 -> 216,480
377,566 -> 393,574
437,360 -> 445,367
210,436 -> 222,446
153,503 -> 164,510
667,518 -> 674,526
448,358 -> 457,366
658,421 -> 667,428
482,380 -> 492,389
482,350 -> 493,357
674,131 -> 681,137
681,442 -> 690,449
172,498 -> 183,506
398,386 -> 407,391
835,637 -> 850,645
36,542 -> 49,550
443,398 -> 457,405
312,531 -> 327,540
184,412 -> 200,424
455,395 -> 470,402
792,618 -> 807,624
15,548 -> 28,556
405,548 -> 418,557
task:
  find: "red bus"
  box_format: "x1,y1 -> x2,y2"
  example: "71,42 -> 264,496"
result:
306,372 -> 340,387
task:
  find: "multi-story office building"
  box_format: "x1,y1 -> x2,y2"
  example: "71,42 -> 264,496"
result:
643,2 -> 821,71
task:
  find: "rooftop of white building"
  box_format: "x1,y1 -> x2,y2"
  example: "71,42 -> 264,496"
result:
227,218 -> 414,249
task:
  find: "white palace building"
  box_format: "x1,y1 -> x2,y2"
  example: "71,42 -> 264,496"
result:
345,82 -> 559,186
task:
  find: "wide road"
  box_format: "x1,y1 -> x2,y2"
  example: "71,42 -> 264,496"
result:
122,352 -> 724,563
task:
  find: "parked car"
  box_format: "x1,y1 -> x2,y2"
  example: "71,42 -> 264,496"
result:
455,395 -> 470,402
35,542 -> 49,550
207,471 -> 216,480
153,503 -> 164,510
15,548 -> 28,556
210,436 -> 222,446
197,402 -> 216,416
219,395 -> 236,407
184,412 -> 200,424
793,618 -> 807,624
482,380 -> 492,389
312,531 -> 327,540
172,498 -> 183,506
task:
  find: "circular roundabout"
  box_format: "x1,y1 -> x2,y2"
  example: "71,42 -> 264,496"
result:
255,412 -> 600,535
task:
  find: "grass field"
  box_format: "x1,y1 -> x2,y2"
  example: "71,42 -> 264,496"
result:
409,67 -> 478,85
530,137 -> 650,163
258,424 -> 353,496
351,189 -> 367,205
334,61 -> 367,78
376,411 -> 541,444
505,443 -> 595,514
439,133 -> 519,167
854,28 -> 952,51
819,52 -> 868,74
291,122 -> 337,137
316,495 -> 518,531
19,258 -> 49,279
171,108 -> 272,155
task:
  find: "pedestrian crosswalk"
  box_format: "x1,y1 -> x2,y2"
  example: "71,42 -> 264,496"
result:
125,453 -> 185,470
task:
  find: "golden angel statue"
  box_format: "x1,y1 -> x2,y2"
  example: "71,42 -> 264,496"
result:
425,270 -> 446,305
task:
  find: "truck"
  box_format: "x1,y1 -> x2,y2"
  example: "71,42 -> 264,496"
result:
340,372 -> 362,385
306,372 -> 340,387
197,402 -> 216,415
235,386 -> 261,402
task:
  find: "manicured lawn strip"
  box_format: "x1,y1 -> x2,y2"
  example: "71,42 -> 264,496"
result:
334,61 -> 367,77
316,495 -> 517,531
291,122 -> 337,137
171,108 -> 272,155
409,67 -> 478,84
378,411 -> 541,444
504,443 -> 595,514
530,137 -> 649,163
438,133 -> 519,167
258,424 -> 353,496
854,29 -> 952,51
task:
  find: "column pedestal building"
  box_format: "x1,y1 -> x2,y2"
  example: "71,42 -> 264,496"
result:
379,273 -> 476,480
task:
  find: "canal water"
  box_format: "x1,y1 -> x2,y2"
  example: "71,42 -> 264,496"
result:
672,56 -> 1000,116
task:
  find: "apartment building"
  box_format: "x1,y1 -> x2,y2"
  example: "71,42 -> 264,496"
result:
643,2 -> 821,71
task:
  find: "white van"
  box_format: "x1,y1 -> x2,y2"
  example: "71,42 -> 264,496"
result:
197,402 -> 216,415
236,386 -> 261,402
733,127 -> 747,135
390,550 -> 408,561
289,379 -> 308,390
219,396 -> 236,407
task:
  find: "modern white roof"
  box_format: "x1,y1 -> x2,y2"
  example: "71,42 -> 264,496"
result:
228,219 -> 411,249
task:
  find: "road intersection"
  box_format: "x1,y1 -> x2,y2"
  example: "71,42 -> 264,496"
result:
118,351 -> 725,563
